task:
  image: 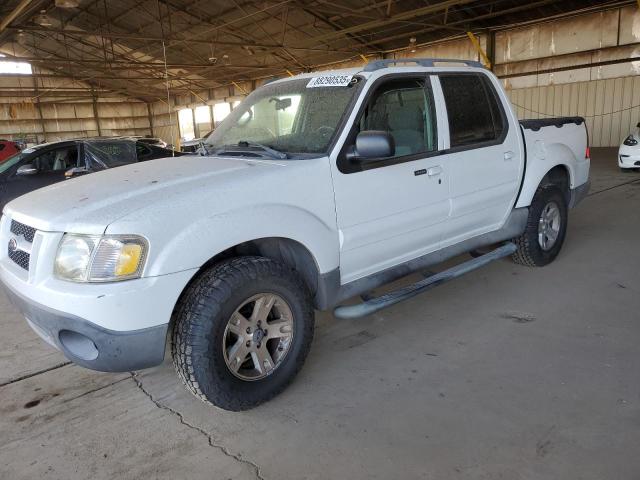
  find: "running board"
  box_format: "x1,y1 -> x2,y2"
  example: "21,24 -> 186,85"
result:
333,242 -> 517,319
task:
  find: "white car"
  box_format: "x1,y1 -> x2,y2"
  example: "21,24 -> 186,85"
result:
0,59 -> 590,410
618,122 -> 640,171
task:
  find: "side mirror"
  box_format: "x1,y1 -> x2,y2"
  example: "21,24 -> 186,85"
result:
64,166 -> 89,179
16,164 -> 37,176
347,130 -> 395,162
269,97 -> 292,111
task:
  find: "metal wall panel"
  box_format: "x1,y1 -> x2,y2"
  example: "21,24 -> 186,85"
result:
506,76 -> 640,147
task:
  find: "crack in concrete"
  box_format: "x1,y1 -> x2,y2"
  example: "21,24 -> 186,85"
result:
130,372 -> 265,480
60,376 -> 131,404
587,178 -> 640,197
0,361 -> 72,388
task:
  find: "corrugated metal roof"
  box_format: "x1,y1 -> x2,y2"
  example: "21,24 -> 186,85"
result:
0,0 -> 631,100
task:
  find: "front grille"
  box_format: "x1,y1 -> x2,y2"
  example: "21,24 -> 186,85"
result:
8,249 -> 29,270
8,219 -> 35,271
10,220 -> 36,243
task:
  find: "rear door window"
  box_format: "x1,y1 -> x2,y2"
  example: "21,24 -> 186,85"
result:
439,74 -> 505,148
135,143 -> 153,160
84,141 -> 137,168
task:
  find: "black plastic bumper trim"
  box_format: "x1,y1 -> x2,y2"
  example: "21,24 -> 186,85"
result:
2,282 -> 168,372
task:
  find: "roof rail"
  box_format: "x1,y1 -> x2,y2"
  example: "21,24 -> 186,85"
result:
363,58 -> 484,72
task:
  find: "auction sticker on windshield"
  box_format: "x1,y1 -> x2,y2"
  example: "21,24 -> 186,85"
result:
306,74 -> 353,88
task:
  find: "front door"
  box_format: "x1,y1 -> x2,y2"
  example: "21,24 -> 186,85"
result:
3,145 -> 80,205
331,75 -> 450,284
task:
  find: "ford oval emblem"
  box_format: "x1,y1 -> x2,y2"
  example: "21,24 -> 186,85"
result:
8,238 -> 17,253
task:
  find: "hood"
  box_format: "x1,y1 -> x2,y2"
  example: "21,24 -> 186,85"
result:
5,155 -> 285,234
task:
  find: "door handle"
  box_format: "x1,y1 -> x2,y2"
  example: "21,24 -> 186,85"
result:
504,151 -> 514,161
427,166 -> 442,177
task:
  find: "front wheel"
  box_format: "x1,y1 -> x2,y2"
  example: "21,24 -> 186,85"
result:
171,256 -> 314,411
512,185 -> 568,267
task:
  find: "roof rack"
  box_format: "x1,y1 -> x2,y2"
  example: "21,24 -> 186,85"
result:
363,58 -> 484,72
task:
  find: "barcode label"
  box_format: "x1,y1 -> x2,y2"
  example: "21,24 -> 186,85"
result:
306,75 -> 353,88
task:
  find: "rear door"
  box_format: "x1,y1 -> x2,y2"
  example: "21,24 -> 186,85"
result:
331,75 -> 449,284
434,72 -> 523,247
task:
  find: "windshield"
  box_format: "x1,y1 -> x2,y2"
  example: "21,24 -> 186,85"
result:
205,75 -> 362,157
0,152 -> 23,174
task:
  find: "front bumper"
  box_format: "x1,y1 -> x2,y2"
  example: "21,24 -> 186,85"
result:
0,215 -> 198,371
618,145 -> 640,168
3,280 -> 169,372
619,155 -> 640,168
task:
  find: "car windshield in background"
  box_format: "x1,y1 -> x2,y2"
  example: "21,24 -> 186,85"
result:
0,152 -> 23,173
205,75 -> 363,157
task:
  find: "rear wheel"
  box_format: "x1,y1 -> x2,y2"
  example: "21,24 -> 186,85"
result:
171,256 -> 314,411
512,185 -> 568,267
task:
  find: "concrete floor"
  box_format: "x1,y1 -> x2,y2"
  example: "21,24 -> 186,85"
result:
1,148 -> 639,479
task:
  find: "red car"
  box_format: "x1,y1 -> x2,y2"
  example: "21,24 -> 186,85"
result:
0,140 -> 21,163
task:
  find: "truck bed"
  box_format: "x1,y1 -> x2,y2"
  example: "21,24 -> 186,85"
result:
515,116 -> 590,208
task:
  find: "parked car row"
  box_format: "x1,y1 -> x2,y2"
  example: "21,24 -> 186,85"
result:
0,137 -> 183,212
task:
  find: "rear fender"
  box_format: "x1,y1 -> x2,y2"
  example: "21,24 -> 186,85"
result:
515,142 -> 576,208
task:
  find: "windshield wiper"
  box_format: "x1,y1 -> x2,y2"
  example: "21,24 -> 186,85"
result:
198,140 -> 213,156
236,141 -> 288,159
200,141 -> 288,160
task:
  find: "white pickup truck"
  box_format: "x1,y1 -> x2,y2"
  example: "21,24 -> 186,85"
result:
0,59 -> 590,410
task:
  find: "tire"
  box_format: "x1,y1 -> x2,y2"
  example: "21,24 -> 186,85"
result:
171,256 -> 314,411
512,185 -> 568,267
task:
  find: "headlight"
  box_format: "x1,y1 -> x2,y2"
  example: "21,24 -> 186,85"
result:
55,234 -> 148,282
623,135 -> 638,146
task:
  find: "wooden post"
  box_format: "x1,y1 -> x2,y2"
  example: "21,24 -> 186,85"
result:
31,68 -> 46,143
147,102 -> 155,137
191,107 -> 198,139
486,31 -> 496,71
91,85 -> 101,136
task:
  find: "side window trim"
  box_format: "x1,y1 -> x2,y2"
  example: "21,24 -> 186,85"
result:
429,75 -> 450,151
435,72 -> 510,154
337,73 -> 440,174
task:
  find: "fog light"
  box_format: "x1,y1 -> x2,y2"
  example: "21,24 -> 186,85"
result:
58,330 -> 98,360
